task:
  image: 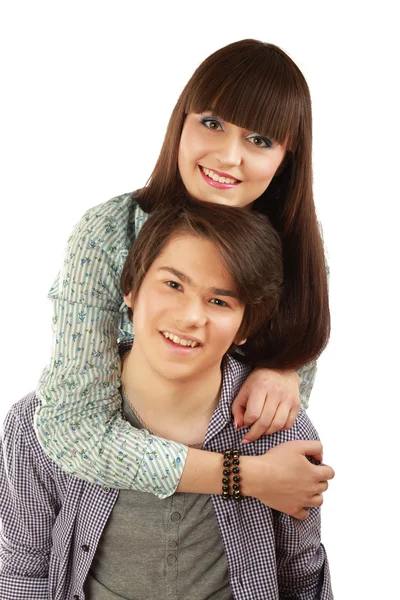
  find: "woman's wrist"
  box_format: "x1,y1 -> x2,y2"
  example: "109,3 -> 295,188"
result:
176,447 -> 264,500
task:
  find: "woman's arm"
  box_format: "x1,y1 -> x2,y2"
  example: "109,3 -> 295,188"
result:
34,193 -> 188,497
178,440 -> 334,519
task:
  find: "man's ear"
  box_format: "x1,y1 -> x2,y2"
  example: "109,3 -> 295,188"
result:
124,292 -> 133,309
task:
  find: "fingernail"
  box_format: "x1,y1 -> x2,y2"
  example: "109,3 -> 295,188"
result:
234,419 -> 239,430
242,439 -> 250,445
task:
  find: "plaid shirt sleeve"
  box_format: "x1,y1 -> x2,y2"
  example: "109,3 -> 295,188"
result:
272,410 -> 333,599
0,402 -> 60,599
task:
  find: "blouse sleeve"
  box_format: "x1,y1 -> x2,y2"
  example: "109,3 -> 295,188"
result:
34,193 -> 188,498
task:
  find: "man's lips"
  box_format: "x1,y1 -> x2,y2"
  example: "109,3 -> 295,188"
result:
160,330 -> 202,348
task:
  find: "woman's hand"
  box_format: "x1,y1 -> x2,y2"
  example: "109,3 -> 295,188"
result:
241,440 -> 334,519
231,367 -> 301,442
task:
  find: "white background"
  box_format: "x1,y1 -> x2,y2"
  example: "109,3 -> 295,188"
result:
0,1 -> 399,597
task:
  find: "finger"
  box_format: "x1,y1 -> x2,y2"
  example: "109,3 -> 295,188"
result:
282,406 -> 300,431
318,464 -> 335,481
292,507 -> 310,520
316,481 -> 329,494
232,404 -> 246,430
241,398 -> 282,442
242,412 -> 276,443
265,403 -> 291,435
311,494 -> 324,507
231,384 -> 250,428
242,389 -> 270,428
294,439 -> 323,459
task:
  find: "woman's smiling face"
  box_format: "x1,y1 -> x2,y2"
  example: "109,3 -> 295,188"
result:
178,112 -> 287,209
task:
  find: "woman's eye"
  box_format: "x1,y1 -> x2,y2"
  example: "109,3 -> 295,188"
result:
209,298 -> 228,307
247,134 -> 272,148
201,117 -> 224,131
166,281 -> 182,290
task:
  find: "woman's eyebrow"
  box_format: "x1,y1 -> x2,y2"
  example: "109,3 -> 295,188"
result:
157,266 -> 239,299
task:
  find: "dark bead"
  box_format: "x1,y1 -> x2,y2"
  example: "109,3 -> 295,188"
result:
222,485 -> 229,492
223,460 -> 231,467
233,484 -> 240,491
233,475 -> 240,483
233,494 -> 241,502
233,458 -> 240,465
224,450 -> 232,458
222,477 -> 229,485
233,490 -> 241,497
232,467 -> 239,474
223,469 -> 231,477
232,449 -> 239,456
222,493 -> 229,501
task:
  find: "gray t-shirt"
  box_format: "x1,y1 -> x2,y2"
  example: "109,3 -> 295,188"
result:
83,395 -> 233,600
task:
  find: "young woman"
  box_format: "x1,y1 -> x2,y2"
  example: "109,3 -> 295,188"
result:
34,39 -> 330,514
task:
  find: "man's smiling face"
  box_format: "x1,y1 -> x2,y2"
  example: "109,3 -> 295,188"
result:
124,233 -> 246,383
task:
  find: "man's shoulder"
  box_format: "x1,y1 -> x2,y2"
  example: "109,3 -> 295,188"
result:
1,392 -> 58,473
294,408 -> 320,441
4,390 -> 40,430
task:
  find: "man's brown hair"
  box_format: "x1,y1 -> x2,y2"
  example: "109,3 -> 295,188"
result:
120,197 -> 283,359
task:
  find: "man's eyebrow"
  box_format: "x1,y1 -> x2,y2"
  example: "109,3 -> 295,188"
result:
211,288 -> 239,300
158,266 -> 193,285
158,266 -> 239,300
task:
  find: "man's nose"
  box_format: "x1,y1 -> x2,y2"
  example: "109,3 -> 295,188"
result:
176,297 -> 207,329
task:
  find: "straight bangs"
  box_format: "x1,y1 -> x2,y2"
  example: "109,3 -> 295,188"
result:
182,40 -> 309,151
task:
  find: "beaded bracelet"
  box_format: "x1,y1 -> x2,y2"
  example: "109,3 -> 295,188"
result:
222,449 -> 241,502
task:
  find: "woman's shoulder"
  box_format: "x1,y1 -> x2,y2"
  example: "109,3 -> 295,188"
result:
78,190 -> 142,226
68,189 -> 147,247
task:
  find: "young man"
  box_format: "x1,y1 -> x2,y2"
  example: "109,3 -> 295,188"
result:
0,200 -> 333,599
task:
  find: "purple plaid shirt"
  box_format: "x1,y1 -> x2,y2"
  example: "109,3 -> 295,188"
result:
0,356 -> 332,599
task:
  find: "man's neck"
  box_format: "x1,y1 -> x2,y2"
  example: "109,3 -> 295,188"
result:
121,345 -> 222,444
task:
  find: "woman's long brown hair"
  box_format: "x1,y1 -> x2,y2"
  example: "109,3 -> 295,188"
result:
136,39 -> 330,370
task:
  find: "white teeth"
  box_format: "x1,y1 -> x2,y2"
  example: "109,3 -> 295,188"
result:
162,332 -> 199,348
201,166 -> 238,185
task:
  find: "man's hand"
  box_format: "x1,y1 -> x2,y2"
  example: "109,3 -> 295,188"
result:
241,440 -> 334,519
232,367 -> 301,442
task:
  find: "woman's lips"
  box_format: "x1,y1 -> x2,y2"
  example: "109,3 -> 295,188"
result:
198,166 -> 240,189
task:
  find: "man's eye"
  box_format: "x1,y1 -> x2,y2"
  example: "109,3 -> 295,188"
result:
210,298 -> 228,307
201,117 -> 224,131
247,134 -> 272,148
166,281 -> 182,290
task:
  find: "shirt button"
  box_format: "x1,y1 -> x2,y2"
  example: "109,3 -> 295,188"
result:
81,544 -> 89,552
103,486 -> 110,494
168,539 -> 177,548
167,554 -> 177,565
171,512 -> 181,522
73,596 -> 80,600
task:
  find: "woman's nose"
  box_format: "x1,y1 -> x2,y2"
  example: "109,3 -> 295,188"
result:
214,134 -> 242,168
